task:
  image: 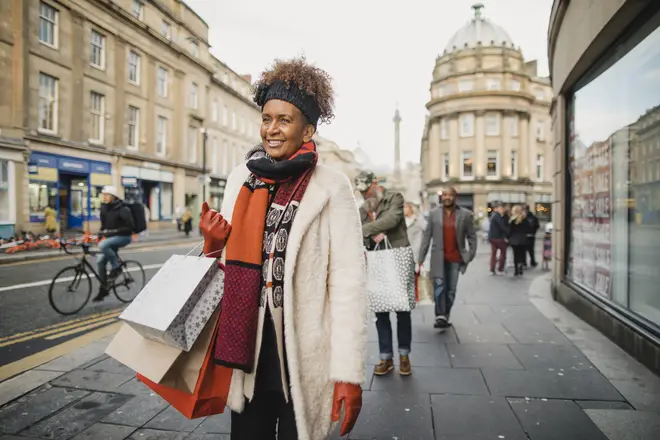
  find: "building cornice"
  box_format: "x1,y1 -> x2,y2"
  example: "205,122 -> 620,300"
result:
211,76 -> 259,110
426,108 -> 532,123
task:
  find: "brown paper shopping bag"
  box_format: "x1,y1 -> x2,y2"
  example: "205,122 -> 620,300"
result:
106,310 -> 219,394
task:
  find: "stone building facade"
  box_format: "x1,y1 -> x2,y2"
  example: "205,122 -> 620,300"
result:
421,4 -> 553,218
0,0 -> 259,236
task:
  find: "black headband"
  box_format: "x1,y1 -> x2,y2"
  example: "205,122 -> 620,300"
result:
253,80 -> 322,128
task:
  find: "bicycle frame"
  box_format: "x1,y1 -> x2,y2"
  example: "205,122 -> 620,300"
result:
60,240 -> 122,286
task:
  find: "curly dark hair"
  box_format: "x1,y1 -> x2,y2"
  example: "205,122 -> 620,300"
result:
253,56 -> 335,125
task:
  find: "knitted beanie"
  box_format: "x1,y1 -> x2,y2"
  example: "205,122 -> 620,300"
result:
253,80 -> 322,127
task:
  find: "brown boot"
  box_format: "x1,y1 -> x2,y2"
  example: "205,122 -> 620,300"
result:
399,355 -> 412,376
374,359 -> 394,376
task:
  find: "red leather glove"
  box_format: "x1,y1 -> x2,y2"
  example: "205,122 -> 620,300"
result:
331,382 -> 362,436
200,201 -> 231,258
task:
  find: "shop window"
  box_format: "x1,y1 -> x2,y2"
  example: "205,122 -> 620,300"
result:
567,9 -> 660,327
161,183 -> 173,219
0,161 -> 10,222
29,182 -> 57,220
90,186 -> 103,219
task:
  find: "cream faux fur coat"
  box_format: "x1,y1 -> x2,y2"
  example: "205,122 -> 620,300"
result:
219,163 -> 368,440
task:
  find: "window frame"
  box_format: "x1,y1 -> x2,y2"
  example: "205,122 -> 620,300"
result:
38,73 -> 58,135
487,78 -> 501,91
461,151 -> 474,180
486,113 -> 500,136
459,113 -> 475,138
510,78 -> 521,91
128,50 -> 141,85
188,126 -> 198,163
90,29 -> 105,70
536,120 -> 545,141
156,116 -> 167,156
458,79 -> 474,92
443,153 -> 450,181
132,0 -> 143,20
190,82 -> 199,109
440,119 -> 449,140
536,154 -> 544,182
38,2 -> 58,49
89,91 -> 105,144
509,116 -> 519,137
212,100 -> 219,122
157,66 -> 168,98
511,150 -> 518,179
127,105 -> 140,150
161,20 -> 171,39
486,149 -> 499,179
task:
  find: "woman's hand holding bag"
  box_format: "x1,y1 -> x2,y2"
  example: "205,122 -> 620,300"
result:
200,202 -> 231,257
331,382 -> 362,436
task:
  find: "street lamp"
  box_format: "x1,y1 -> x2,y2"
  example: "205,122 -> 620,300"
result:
200,127 -> 208,204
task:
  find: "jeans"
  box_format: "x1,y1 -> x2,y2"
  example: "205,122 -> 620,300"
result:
97,235 -> 132,285
489,239 -> 507,272
375,311 -> 411,360
231,391 -> 297,440
433,261 -> 461,318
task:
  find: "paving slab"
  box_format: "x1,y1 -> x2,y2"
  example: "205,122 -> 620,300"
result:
609,378 -> 660,412
503,320 -> 572,345
145,406 -> 205,432
452,323 -> 517,344
508,343 -> 597,372
0,370 -> 64,407
447,343 -> 523,369
21,392 -> 132,440
125,429 -> 188,440
191,412 -> 231,434
483,369 -> 625,401
0,387 -> 88,434
585,409 -> 660,440
371,366 -> 489,396
70,422 -> 136,440
84,357 -> 135,376
102,393 -> 169,427
115,377 -> 153,397
50,369 -> 134,393
509,398 -> 609,440
185,433 -> 230,440
35,341 -> 108,373
576,400 -> 634,410
345,391 -> 434,440
431,395 -> 528,440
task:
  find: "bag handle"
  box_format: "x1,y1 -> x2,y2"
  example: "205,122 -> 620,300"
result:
373,235 -> 392,251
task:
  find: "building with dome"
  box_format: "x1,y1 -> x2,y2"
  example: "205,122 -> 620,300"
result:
420,3 -> 553,219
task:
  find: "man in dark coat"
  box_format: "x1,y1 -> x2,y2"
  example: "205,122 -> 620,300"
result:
524,204 -> 540,267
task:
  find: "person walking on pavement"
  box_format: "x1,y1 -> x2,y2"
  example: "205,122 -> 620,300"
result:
355,170 -> 413,377
93,186 -> 134,302
508,204 -> 531,277
418,188 -> 477,331
524,204 -> 540,267
43,204 -> 58,235
181,207 -> 193,237
201,57 -> 366,440
488,201 -> 510,275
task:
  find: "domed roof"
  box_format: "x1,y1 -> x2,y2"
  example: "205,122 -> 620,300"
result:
444,4 -> 516,53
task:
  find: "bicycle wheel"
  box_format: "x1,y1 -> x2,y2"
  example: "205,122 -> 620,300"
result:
112,260 -> 145,303
49,266 -> 92,315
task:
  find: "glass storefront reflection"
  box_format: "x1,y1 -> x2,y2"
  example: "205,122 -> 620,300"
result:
568,11 -> 660,326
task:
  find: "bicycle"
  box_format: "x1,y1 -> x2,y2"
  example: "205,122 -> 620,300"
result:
48,237 -> 146,315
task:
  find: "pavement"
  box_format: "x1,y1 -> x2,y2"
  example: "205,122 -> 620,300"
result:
0,229 -> 199,265
1,251 -> 660,440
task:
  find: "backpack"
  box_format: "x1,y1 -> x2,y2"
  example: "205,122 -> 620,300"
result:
127,202 -> 147,233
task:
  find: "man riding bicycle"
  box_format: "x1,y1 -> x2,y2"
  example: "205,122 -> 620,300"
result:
94,185 -> 134,302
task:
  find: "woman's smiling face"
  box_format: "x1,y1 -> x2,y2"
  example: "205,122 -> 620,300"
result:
260,99 -> 315,160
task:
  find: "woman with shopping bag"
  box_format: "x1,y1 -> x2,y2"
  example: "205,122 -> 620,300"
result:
200,57 -> 368,440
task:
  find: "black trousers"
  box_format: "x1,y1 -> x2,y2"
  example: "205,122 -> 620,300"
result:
512,245 -> 527,274
231,390 -> 298,440
526,237 -> 537,265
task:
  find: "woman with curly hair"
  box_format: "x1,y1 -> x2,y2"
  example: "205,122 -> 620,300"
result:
199,57 -> 367,440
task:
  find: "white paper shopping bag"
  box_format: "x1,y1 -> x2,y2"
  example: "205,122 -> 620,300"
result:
119,254 -> 219,351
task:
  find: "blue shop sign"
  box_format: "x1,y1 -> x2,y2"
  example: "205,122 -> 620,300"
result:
91,161 -> 111,174
29,153 -> 57,169
58,157 -> 89,174
122,176 -> 139,188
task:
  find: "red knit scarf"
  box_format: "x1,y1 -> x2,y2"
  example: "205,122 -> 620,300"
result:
214,141 -> 317,372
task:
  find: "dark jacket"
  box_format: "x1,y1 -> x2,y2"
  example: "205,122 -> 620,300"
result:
525,212 -> 540,237
508,218 -> 531,246
359,190 -> 409,250
101,199 -> 134,237
489,213 -> 509,240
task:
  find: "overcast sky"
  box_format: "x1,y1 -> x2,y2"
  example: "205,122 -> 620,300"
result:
186,0 -> 554,170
